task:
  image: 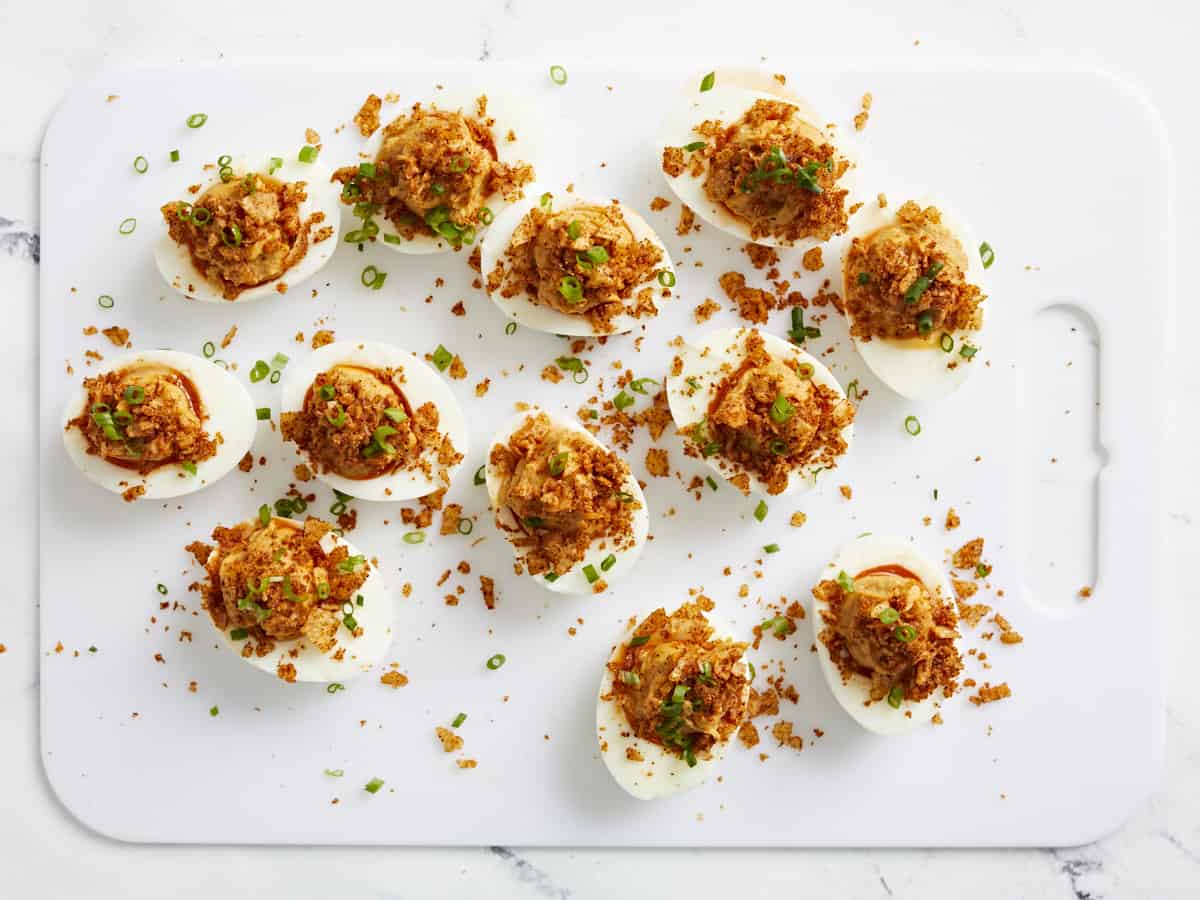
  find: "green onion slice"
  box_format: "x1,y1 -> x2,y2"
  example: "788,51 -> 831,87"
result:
887,685 -> 904,709
837,570 -> 856,593
939,333 -> 954,353
629,635 -> 649,647
600,553 -> 617,572
583,564 -> 599,584
904,415 -> 922,436
298,145 -> 319,163
486,653 -> 506,670
614,390 -> 634,412
700,71 -> 716,92
878,607 -> 900,625
431,344 -> 453,371
258,504 -> 271,526
169,150 -> 180,163
903,261 -> 944,305
403,531 -> 425,545
558,275 -> 583,304
256,407 -> 270,421
118,217 -> 137,235
657,269 -> 676,288
764,543 -> 780,554
452,713 -> 467,728
769,394 -> 794,423
364,777 -> 385,794
753,500 -> 768,522
474,465 -> 486,486
683,141 -> 706,152
548,451 -> 569,476
97,294 -> 114,309
133,155 -> 148,174
186,113 -> 208,128
979,242 -> 995,269
549,65 -> 568,85
959,344 -> 979,360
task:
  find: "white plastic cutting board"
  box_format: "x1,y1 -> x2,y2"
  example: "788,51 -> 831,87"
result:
39,60 -> 1167,847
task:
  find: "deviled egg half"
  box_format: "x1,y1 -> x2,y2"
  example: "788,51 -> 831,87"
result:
156,152 -> 341,302
810,534 -> 963,736
841,197 -> 989,400
195,513 -> 393,683
61,349 -> 255,501
484,409 -> 649,595
280,341 -> 468,502
666,327 -> 854,496
331,89 -> 537,254
656,70 -> 855,248
597,601 -> 751,800
480,189 -> 676,336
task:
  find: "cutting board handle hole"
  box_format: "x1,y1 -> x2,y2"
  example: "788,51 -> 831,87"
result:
1022,302 -> 1105,611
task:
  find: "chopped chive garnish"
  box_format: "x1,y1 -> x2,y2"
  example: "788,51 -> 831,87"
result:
327,683 -> 345,694
209,706 -> 219,717
221,223 -> 243,247
118,217 -> 137,235
629,377 -> 657,395
473,465 -> 486,486
894,624 -> 917,643
256,407 -> 270,420
298,145 -> 319,163
544,572 -> 559,582
97,294 -> 114,309
486,653 -> 506,670
229,628 -> 248,640
403,531 -> 425,545
769,394 -> 794,423
539,191 -> 553,212
903,261 -> 944,305
324,768 -> 344,777
457,518 -> 473,535
181,461 -> 197,476
959,344 -> 979,360
904,415 -> 922,436
383,407 -> 407,423
258,504 -> 271,526
452,713 -> 467,728
361,265 -> 387,290
705,475 -> 718,491
620,671 -> 641,687
657,269 -> 676,288
431,344 -> 453,371
156,583 -> 168,595
318,384 -> 336,401
857,272 -> 870,285
753,500 -> 768,522
600,553 -> 617,572
558,275 -> 584,304
878,607 -> 899,625
267,156 -> 283,174
549,65 -> 568,85
555,356 -> 587,383
123,385 -> 145,405
629,635 -> 649,647
887,685 -> 904,709
979,242 -> 995,269
133,155 -> 148,174
169,149 -> 180,163
202,341 -> 215,358
699,71 -> 716,92
186,113 -> 208,128
479,207 -> 495,225
583,564 -> 599,584
683,141 -> 706,152
364,777 -> 385,794
504,321 -> 518,336
939,333 -> 954,353
976,563 -> 991,578
837,570 -> 855,593
548,451 -> 569,476
613,390 -> 634,412
249,360 -> 269,382
764,544 -> 780,554
271,352 -> 289,369
847,380 -> 860,401
916,310 -> 935,336
566,220 -> 582,240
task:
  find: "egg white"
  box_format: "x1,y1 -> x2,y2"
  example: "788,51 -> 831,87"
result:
154,152 -> 341,303
655,71 -> 858,249
840,196 -> 989,401
60,349 -> 256,500
665,326 -> 854,496
478,188 -> 676,336
809,534 -> 959,736
206,518 -> 394,683
347,88 -> 542,255
484,408 -> 649,595
596,611 -> 746,800
279,341 -> 468,502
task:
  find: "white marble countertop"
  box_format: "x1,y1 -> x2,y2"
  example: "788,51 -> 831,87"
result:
2,1 -> 1197,896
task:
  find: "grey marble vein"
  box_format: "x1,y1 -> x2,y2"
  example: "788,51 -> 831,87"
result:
0,216 -> 39,262
1050,847 -> 1106,900
490,846 -> 571,899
